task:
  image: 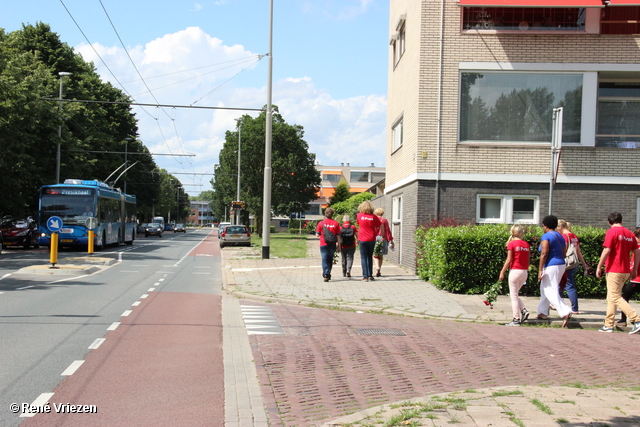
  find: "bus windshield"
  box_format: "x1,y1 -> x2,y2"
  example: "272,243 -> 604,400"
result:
40,193 -> 95,225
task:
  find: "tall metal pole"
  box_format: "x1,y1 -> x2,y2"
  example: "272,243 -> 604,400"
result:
235,118 -> 242,225
549,107 -> 563,215
56,72 -> 72,184
261,0 -> 274,259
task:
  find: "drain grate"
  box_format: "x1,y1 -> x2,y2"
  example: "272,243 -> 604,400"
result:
355,328 -> 406,336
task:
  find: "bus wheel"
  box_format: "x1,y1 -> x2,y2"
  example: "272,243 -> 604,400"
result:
126,233 -> 134,245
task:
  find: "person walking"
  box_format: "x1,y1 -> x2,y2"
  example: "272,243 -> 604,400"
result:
315,207 -> 341,282
339,214 -> 358,278
596,213 -> 640,334
537,215 -> 573,327
557,219 -> 589,314
499,225 -> 531,326
373,208 -> 394,277
619,228 -> 640,327
356,201 -> 381,282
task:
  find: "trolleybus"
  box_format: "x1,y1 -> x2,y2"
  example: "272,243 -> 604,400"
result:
38,179 -> 136,250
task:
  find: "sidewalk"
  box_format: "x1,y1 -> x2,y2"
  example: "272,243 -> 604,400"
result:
220,237 -> 640,426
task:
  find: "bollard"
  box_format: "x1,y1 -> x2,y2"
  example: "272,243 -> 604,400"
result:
88,230 -> 94,254
50,233 -> 59,268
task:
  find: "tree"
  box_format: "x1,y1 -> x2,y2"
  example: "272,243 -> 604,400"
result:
212,107 -> 321,235
329,179 -> 351,206
331,192 -> 376,220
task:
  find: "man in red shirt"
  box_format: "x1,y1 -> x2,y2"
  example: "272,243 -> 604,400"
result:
596,212 -> 640,334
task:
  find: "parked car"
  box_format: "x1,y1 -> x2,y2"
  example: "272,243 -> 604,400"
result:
217,222 -> 232,238
145,223 -> 163,237
174,223 -> 186,233
164,223 -> 174,231
220,225 -> 251,248
0,216 -> 39,249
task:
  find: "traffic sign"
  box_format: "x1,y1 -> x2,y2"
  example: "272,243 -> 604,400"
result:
47,216 -> 63,232
86,217 -> 97,229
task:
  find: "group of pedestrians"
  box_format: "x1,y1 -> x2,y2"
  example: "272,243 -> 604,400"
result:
499,212 -> 640,335
315,201 -> 394,283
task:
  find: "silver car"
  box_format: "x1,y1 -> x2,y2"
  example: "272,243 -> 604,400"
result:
219,225 -> 251,248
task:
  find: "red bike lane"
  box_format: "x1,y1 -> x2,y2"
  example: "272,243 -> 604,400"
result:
22,233 -> 224,427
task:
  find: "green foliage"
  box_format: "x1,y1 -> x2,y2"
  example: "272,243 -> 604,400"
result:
329,179 -> 351,206
331,192 -> 376,219
288,219 -> 317,234
415,224 -> 608,297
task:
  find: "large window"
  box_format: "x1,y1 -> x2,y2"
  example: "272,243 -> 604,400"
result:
597,80 -> 640,148
477,195 -> 538,224
350,171 -> 369,182
462,7 -> 587,32
601,6 -> 640,34
322,173 -> 341,183
391,16 -> 406,67
460,72 -> 582,143
392,116 -> 403,151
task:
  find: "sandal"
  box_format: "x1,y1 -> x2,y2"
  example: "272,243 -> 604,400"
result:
536,314 -> 550,320
562,313 -> 572,328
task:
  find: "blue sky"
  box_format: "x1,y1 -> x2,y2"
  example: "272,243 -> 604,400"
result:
3,0 -> 390,195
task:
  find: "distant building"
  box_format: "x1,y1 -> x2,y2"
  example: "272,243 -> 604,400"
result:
304,163 -> 386,220
189,200 -> 214,225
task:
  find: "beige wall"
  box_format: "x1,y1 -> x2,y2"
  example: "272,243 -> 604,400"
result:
387,0 -> 640,190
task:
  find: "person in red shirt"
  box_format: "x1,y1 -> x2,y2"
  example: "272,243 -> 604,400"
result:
315,207 -> 341,282
596,212 -> 640,334
339,214 -> 358,278
619,228 -> 640,327
373,208 -> 394,277
499,225 -> 531,326
356,201 -> 381,282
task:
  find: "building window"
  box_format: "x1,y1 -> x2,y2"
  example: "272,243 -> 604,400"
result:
462,7 -> 587,32
601,6 -> 640,34
477,195 -> 538,224
392,196 -> 402,223
371,172 -> 385,183
350,171 -> 370,182
392,116 -> 403,151
597,80 -> 640,148
322,173 -> 341,183
460,72 -> 582,143
304,204 -> 322,216
391,16 -> 406,67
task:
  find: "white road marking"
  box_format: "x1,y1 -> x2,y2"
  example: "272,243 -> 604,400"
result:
192,272 -> 210,275
120,270 -> 139,273
153,282 -> 161,286
20,393 -> 55,417
158,278 -> 165,282
148,288 -> 155,292
88,338 -> 105,349
132,301 -> 141,306
16,286 -> 34,290
130,264 -> 148,267
107,322 -> 120,331
61,360 -> 84,376
0,273 -> 11,281
141,293 -> 149,298
122,310 -> 132,317
49,274 -> 90,284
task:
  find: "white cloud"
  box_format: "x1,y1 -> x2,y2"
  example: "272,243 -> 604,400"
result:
75,26 -> 387,194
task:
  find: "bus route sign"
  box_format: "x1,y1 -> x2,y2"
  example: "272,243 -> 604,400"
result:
47,216 -> 63,232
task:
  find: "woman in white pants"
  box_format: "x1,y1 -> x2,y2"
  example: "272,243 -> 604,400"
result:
537,215 -> 572,327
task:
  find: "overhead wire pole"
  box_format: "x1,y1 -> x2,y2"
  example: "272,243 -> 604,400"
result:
262,0 -> 274,259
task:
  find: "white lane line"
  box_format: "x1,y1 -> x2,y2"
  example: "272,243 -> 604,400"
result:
107,322 -> 120,331
20,392 -> 55,417
192,272 -> 210,275
130,264 -> 148,267
141,293 -> 149,298
158,278 -> 165,282
0,273 -> 12,281
122,310 -> 132,317
132,301 -> 141,306
120,270 -> 139,273
153,282 -> 161,286
49,274 -> 91,284
61,360 -> 84,376
148,288 -> 155,292
194,266 -> 211,269
16,286 -> 34,290
88,338 -> 105,349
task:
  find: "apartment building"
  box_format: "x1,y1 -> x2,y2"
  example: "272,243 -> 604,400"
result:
383,0 -> 640,270
304,163 -> 386,220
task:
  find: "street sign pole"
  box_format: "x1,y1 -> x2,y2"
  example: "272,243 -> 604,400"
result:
549,107 -> 563,215
47,216 -> 63,269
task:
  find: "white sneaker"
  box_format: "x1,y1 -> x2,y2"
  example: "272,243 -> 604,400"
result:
629,322 -> 640,335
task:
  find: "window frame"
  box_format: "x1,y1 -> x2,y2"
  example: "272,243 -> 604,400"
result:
391,114 -> 404,152
476,194 -> 539,224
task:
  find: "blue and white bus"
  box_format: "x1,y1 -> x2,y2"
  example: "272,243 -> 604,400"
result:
38,179 -> 137,250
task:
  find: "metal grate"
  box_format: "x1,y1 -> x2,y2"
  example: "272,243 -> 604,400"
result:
355,328 -> 406,336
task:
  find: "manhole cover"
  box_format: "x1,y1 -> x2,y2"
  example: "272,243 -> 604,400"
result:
355,328 -> 406,336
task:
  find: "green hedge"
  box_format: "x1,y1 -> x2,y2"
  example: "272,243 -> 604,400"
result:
288,219 -> 318,234
415,224 -> 608,298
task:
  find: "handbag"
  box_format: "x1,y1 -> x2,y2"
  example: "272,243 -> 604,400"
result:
565,241 -> 579,270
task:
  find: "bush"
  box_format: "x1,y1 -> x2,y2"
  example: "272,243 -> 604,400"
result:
289,219 -> 317,234
415,223 -> 607,298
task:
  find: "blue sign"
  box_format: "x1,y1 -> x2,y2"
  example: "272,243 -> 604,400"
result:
47,216 -> 63,232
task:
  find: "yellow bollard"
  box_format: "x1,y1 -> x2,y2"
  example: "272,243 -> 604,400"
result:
88,230 -> 94,254
50,233 -> 59,268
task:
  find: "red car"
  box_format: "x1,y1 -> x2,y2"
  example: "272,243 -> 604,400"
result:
0,216 -> 40,250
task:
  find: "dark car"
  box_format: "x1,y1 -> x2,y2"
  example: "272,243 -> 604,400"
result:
174,223 -> 186,233
145,223 -> 163,238
220,225 -> 251,248
0,216 -> 39,249
164,223 -> 174,231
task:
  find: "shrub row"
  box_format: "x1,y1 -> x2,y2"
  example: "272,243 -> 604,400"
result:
415,224 -> 609,298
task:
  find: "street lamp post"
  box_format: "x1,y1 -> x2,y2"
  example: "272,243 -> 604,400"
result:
235,118 -> 242,225
262,0 -> 274,259
56,71 -> 72,184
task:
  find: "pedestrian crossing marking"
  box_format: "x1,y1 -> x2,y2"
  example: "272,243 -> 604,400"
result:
241,305 -> 284,335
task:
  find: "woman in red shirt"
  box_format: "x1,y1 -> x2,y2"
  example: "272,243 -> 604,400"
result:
356,201 -> 381,282
373,208 -> 394,277
499,224 -> 530,326
339,214 -> 358,278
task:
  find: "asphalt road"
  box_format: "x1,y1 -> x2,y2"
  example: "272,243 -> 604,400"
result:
0,229 -> 223,427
